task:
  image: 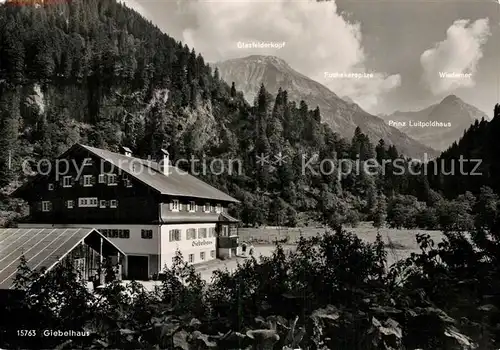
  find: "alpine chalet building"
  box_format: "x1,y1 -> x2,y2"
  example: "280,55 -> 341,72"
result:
13,144 -> 240,280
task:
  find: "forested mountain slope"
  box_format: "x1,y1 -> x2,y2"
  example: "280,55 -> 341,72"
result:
429,105 -> 500,198
0,0 -> 467,226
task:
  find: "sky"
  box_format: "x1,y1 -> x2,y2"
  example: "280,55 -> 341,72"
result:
121,0 -> 500,117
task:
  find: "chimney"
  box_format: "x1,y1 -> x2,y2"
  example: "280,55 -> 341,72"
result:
159,148 -> 170,175
120,146 -> 132,157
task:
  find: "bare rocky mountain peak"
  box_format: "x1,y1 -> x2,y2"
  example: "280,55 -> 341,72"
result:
440,94 -> 460,103
382,94 -> 489,151
215,55 -> 437,158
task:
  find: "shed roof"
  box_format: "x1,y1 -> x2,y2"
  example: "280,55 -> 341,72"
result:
0,228 -> 124,289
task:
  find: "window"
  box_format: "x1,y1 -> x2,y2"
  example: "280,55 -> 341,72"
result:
99,200 -> 107,208
107,174 -> 117,186
170,199 -> 179,211
63,176 -> 72,188
188,201 -> 196,212
101,229 -> 108,237
221,225 -> 229,237
83,175 -> 93,187
109,229 -> 118,238
78,197 -> 98,208
48,183 -> 54,191
203,203 -> 211,212
169,229 -> 181,242
216,204 -> 223,213
186,228 -> 196,240
188,254 -> 194,263
98,174 -> 106,183
119,229 -> 130,239
210,250 -> 215,258
42,201 -> 51,212
66,200 -> 74,209
110,200 -> 118,208
198,228 -> 207,239
200,252 -> 205,261
124,179 -> 133,187
141,229 -> 153,239
209,227 -> 216,238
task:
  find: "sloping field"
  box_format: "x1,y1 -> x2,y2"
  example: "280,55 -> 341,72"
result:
238,223 -> 444,267
129,224 -> 444,286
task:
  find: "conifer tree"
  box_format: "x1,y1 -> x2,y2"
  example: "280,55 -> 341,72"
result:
373,192 -> 387,230
0,89 -> 20,187
230,82 -> 236,98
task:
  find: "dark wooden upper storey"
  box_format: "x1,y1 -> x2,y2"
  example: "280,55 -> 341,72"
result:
13,144 -> 240,225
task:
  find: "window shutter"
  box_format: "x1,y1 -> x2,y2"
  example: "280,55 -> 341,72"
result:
59,177 -> 64,186
71,177 -> 75,186
36,202 -> 42,211
48,202 -> 53,211
169,202 -> 173,210
79,176 -> 84,186
91,176 -> 96,185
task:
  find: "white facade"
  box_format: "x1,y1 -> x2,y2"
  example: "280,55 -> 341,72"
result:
159,223 -> 217,270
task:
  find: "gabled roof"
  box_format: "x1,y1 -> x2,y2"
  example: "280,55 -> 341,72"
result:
12,144 -> 240,203
79,144 -> 239,203
0,228 -> 125,290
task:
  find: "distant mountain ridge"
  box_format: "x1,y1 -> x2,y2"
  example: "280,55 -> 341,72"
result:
381,95 -> 489,151
214,55 -> 437,159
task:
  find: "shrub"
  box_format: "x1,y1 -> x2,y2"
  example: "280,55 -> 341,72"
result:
2,226 -> 495,349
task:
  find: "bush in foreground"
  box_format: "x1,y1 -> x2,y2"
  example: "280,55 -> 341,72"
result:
1,227 -> 497,349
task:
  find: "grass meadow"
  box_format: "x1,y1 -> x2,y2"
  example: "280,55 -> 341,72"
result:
237,222 -> 444,267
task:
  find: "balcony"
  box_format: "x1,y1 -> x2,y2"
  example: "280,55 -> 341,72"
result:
218,236 -> 239,249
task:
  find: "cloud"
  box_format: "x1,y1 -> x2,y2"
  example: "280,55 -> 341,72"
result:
175,0 -> 400,113
120,0 -> 150,18
420,18 -> 491,95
